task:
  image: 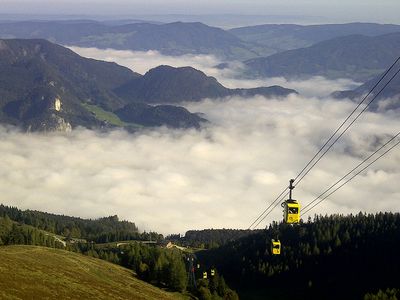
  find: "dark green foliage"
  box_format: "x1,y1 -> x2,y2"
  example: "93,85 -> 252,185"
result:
65,237 -> 239,295
198,288 -> 212,300
194,271 -> 239,300
198,213 -> 400,299
0,216 -> 64,248
0,204 -> 162,243
171,229 -> 262,249
115,102 -> 206,129
116,243 -> 188,292
364,288 -> 399,300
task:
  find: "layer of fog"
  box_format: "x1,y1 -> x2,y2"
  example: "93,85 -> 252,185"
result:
1,94 -> 400,234
1,47 -> 397,235
69,46 -> 361,97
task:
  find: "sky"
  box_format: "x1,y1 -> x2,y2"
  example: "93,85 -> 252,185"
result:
1,47 -> 399,235
0,0 -> 399,25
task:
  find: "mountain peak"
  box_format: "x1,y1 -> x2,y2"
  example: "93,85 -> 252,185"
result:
115,64 -> 296,104
0,39 -> 206,131
145,65 -> 211,78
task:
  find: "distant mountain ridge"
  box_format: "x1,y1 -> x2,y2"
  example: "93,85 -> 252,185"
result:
114,65 -> 296,103
332,64 -> 400,111
243,32 -> 400,81
2,20 -> 400,65
0,20 -> 261,60
230,22 -> 400,54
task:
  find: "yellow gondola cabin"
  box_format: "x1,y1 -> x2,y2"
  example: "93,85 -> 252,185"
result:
282,179 -> 301,224
271,239 -> 281,255
283,199 -> 300,224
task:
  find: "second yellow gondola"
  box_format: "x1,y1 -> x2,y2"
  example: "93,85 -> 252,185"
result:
271,239 -> 281,255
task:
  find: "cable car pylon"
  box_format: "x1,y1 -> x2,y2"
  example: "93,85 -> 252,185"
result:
186,254 -> 197,288
281,179 -> 301,224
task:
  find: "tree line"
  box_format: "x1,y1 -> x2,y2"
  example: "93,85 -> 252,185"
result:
0,204 -> 162,243
0,215 -> 65,248
167,229 -> 262,249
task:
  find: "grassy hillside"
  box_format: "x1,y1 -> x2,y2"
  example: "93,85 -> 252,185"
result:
0,245 -> 186,300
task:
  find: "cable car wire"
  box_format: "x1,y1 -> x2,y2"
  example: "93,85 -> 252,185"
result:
248,56 -> 400,229
293,64 -> 400,189
252,191 -> 288,229
248,186 -> 288,229
291,56 -> 400,187
302,136 -> 400,216
302,130 -> 400,213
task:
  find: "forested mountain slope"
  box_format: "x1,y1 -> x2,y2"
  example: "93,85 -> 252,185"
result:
332,63 -> 400,112
230,22 -> 400,54
243,33 -> 400,81
0,204 -> 162,243
0,20 -> 260,60
197,213 -> 400,299
114,65 -> 296,103
0,39 -> 206,130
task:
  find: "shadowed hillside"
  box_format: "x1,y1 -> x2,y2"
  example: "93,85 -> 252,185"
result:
197,213 -> 400,300
332,63 -> 400,112
114,65 -> 297,103
243,33 -> 400,81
